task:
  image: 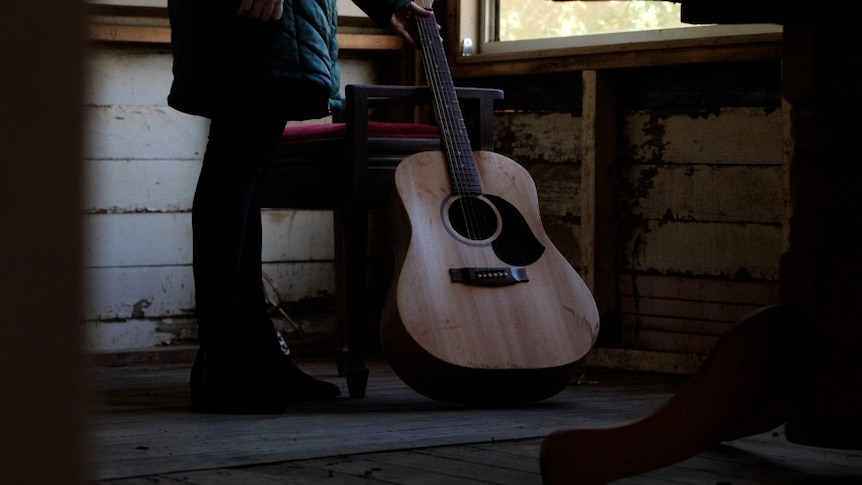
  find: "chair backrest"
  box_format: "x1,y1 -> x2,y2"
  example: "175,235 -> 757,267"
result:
263,84 -> 504,209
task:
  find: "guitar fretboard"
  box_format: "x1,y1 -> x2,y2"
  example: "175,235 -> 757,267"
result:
416,12 -> 483,195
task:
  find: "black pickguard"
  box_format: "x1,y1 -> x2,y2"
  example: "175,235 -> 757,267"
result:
442,193 -> 545,266
486,194 -> 545,266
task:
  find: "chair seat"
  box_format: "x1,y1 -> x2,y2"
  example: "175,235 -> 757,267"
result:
282,121 -> 440,141
270,122 -> 444,209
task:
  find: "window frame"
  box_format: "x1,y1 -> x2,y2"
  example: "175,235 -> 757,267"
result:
446,0 -> 783,78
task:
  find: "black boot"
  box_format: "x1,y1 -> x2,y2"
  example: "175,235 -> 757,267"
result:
271,330 -> 342,402
189,344 -> 290,414
189,330 -> 340,414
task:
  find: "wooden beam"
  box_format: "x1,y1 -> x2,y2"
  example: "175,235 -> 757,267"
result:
339,33 -> 404,51
88,24 -> 169,43
86,24 -> 404,51
452,33 -> 781,78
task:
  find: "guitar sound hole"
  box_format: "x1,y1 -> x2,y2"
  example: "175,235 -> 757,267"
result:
447,196 -> 498,241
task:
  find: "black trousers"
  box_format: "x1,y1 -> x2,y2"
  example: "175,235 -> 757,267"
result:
192,113 -> 287,348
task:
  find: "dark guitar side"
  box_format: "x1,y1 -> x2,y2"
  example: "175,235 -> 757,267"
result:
381,149 -> 600,404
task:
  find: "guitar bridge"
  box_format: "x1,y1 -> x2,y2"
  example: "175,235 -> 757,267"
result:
449,267 -> 529,287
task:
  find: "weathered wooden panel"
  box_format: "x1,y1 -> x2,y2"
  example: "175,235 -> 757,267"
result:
84,104 -> 209,160
624,107 -> 783,165
617,61 -> 782,110
80,38 -> 400,353
83,159 -> 200,213
619,299 -> 760,328
621,327 -> 721,354
83,318 -> 197,352
84,213 -> 192,267
528,162 -> 582,217
613,106 -> 785,354
620,221 -> 782,279
85,45 -> 175,106
492,111 -> 584,267
84,265 -> 194,320
85,44 -> 378,109
494,111 -> 582,164
617,273 -> 779,354
84,262 -> 334,322
261,210 -> 335,262
260,262 -> 336,302
619,273 -> 778,305
528,218 -> 581,270
84,211 -> 335,268
622,164 -> 785,223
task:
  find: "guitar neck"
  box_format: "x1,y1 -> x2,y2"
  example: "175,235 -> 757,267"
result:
416,12 -> 483,195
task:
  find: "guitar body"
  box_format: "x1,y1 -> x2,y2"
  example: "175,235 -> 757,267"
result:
382,150 -> 600,404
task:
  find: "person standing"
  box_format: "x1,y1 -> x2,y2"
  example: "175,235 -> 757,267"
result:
166,0 -> 432,413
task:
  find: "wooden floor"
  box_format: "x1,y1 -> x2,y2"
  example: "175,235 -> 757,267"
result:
86,357 -> 862,484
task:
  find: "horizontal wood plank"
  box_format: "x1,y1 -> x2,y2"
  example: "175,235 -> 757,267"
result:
85,45 -> 175,106
616,274 -> 779,354
624,107 -> 784,166
83,159 -> 199,213
83,261 -> 335,322
619,302 -> 758,328
622,327 -> 721,354
620,164 -> 786,224
619,221 -> 783,279
494,111 -> 582,165
87,24 -> 404,51
83,211 -> 335,267
619,274 -> 779,305
84,105 -> 209,160
88,24 -> 169,44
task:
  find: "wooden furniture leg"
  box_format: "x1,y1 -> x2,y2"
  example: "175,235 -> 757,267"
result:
540,303 -> 797,484
334,97 -> 371,398
333,204 -> 370,398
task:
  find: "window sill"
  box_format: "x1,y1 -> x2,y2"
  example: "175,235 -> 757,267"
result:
449,31 -> 783,79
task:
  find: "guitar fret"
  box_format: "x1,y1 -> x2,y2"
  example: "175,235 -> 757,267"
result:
417,13 -> 483,195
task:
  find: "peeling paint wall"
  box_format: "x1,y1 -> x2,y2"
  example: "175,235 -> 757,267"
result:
494,111 -> 584,266
82,44 -> 378,353
613,105 -> 786,354
482,61 -> 785,355
618,107 -> 786,280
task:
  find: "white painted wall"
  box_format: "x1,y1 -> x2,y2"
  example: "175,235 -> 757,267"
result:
82,43 -> 378,352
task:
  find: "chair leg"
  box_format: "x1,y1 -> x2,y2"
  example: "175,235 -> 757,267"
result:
334,207 -> 370,398
540,303 -> 800,484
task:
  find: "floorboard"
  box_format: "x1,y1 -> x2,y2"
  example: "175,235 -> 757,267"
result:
86,357 -> 862,484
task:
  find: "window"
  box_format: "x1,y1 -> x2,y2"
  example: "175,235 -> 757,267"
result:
495,0 -> 690,41
453,0 -> 781,58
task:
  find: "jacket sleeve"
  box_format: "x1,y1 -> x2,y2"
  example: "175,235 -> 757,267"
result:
351,0 -> 412,29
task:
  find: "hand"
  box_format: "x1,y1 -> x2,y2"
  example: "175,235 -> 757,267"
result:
237,0 -> 283,21
389,2 -> 435,49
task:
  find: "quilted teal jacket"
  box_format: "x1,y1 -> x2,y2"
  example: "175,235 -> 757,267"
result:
167,0 -> 410,120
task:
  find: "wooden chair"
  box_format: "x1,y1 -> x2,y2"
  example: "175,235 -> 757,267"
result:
261,84 -> 503,398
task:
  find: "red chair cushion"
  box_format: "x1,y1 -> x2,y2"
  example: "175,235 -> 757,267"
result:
282,121 -> 440,141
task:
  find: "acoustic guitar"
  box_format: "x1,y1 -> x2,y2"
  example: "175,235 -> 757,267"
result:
380,0 -> 600,404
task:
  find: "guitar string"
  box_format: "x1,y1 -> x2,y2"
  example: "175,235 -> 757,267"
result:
418,12 -> 491,270
417,13 -> 485,266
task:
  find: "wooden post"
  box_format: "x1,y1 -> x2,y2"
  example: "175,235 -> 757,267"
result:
581,70 -> 621,344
